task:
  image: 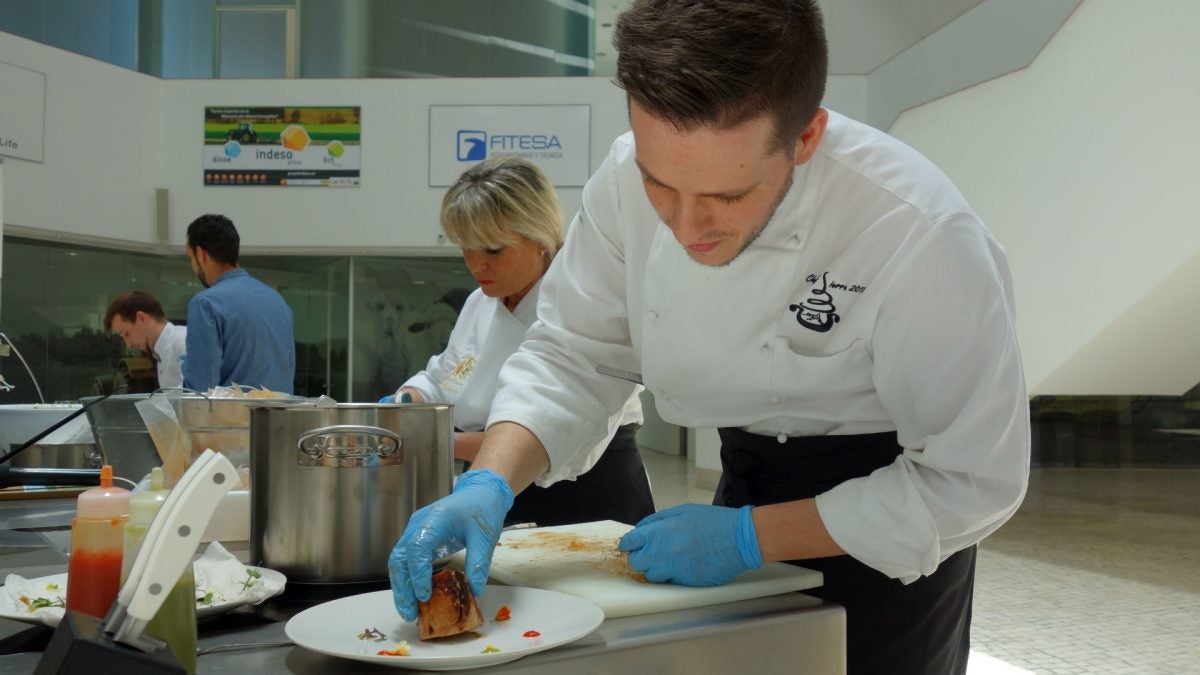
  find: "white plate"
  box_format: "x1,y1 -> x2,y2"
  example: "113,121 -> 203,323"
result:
0,567 -> 286,627
285,586 -> 604,671
194,566 -> 287,619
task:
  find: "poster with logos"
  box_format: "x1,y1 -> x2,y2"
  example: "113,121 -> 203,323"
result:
428,105 -> 590,187
203,106 -> 361,187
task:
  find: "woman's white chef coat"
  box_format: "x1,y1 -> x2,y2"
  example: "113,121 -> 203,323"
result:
400,281 -> 642,486
491,110 -> 1030,582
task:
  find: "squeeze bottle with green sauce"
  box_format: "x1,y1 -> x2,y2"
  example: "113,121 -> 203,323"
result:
121,467 -> 199,674
65,464 -> 130,619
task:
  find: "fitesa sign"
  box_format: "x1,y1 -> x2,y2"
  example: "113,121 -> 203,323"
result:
429,105 -> 590,187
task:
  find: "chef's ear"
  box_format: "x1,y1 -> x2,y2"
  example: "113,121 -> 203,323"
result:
793,108 -> 829,166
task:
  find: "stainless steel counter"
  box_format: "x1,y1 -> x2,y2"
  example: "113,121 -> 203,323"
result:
0,498 -> 846,673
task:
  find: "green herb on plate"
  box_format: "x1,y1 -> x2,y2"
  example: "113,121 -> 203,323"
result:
28,597 -> 65,611
240,568 -> 262,590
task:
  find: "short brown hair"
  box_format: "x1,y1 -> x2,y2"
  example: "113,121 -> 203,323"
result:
440,157 -> 564,257
614,0 -> 828,152
104,291 -> 166,332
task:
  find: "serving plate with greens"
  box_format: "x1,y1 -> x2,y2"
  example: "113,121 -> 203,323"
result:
0,565 -> 286,627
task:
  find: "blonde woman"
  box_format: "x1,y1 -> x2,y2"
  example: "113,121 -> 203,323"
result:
387,157 -> 654,527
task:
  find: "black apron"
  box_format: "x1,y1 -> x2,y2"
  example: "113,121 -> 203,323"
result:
505,424 -> 655,527
716,427 -> 975,675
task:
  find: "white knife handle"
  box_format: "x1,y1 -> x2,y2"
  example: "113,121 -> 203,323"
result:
115,450 -> 215,614
123,450 -> 236,622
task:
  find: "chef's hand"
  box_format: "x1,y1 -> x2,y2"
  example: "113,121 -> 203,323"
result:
388,469 -> 514,621
378,391 -> 414,403
618,503 -> 762,587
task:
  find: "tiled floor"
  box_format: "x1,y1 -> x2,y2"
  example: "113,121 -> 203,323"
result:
639,449 -> 1200,674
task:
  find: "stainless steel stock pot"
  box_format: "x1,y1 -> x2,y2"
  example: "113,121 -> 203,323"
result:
249,402 -> 454,583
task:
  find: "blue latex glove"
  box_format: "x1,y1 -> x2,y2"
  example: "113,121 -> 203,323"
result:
617,503 -> 763,586
378,391 -> 413,403
388,469 -> 514,621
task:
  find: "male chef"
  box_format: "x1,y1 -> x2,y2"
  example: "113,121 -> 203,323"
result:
390,1 -> 1030,673
105,291 -> 187,389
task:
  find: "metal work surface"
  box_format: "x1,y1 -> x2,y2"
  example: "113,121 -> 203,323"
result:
0,498 -> 846,673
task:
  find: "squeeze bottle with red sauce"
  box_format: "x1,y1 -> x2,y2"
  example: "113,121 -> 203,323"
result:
65,465 -> 130,618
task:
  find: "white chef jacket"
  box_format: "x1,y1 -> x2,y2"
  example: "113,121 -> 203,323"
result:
153,322 -> 187,389
400,282 -> 642,486
491,110 -> 1030,582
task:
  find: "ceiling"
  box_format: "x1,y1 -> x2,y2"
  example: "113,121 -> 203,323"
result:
597,0 -> 989,77
818,0 -> 986,75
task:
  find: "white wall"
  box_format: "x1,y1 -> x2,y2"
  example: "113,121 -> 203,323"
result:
865,0 -> 1078,130
889,0 -> 1200,393
160,77 -> 631,253
0,32 -> 164,247
0,30 -> 633,253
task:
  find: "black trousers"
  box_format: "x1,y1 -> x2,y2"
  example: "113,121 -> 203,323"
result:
504,424 -> 655,528
716,428 -> 975,675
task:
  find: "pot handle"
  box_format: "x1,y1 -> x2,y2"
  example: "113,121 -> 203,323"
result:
296,425 -> 403,467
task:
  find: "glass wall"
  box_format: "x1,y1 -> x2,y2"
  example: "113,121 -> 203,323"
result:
0,0 -> 596,79
1031,395 -> 1200,468
0,236 -> 473,403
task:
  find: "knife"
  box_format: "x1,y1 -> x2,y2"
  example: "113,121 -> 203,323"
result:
595,364 -> 644,386
104,449 -> 237,652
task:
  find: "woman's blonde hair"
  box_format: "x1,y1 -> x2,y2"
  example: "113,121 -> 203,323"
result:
440,157 -> 564,257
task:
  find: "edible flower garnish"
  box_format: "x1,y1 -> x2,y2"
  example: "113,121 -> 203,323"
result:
494,605 -> 511,621
481,644 -> 502,654
523,630 -> 541,638
45,583 -> 60,591
377,641 -> 410,657
357,627 -> 387,642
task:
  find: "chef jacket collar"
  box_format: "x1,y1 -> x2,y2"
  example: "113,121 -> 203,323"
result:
749,160 -> 815,251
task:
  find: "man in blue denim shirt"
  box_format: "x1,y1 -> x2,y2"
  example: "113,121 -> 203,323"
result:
182,214 -> 295,394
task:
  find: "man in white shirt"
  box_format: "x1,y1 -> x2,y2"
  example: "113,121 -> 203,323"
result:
105,291 -> 187,389
390,2 -> 1029,672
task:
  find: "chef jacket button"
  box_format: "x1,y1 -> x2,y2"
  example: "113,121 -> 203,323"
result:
760,344 -> 771,357
647,310 -> 659,320
769,396 -> 780,404
789,235 -> 801,247
776,433 -> 788,444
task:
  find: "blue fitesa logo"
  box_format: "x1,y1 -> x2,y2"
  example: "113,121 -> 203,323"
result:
457,130 -> 487,161
455,129 -> 565,162
224,140 -> 242,158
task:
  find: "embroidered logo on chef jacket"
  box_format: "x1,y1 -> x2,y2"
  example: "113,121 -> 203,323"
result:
439,353 -> 477,395
450,354 -> 477,380
789,271 -> 867,333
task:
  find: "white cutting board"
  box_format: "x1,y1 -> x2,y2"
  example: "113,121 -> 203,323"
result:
454,520 -> 822,618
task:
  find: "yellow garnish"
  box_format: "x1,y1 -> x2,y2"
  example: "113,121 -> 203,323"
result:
481,644 -> 502,654
377,641 -> 410,656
